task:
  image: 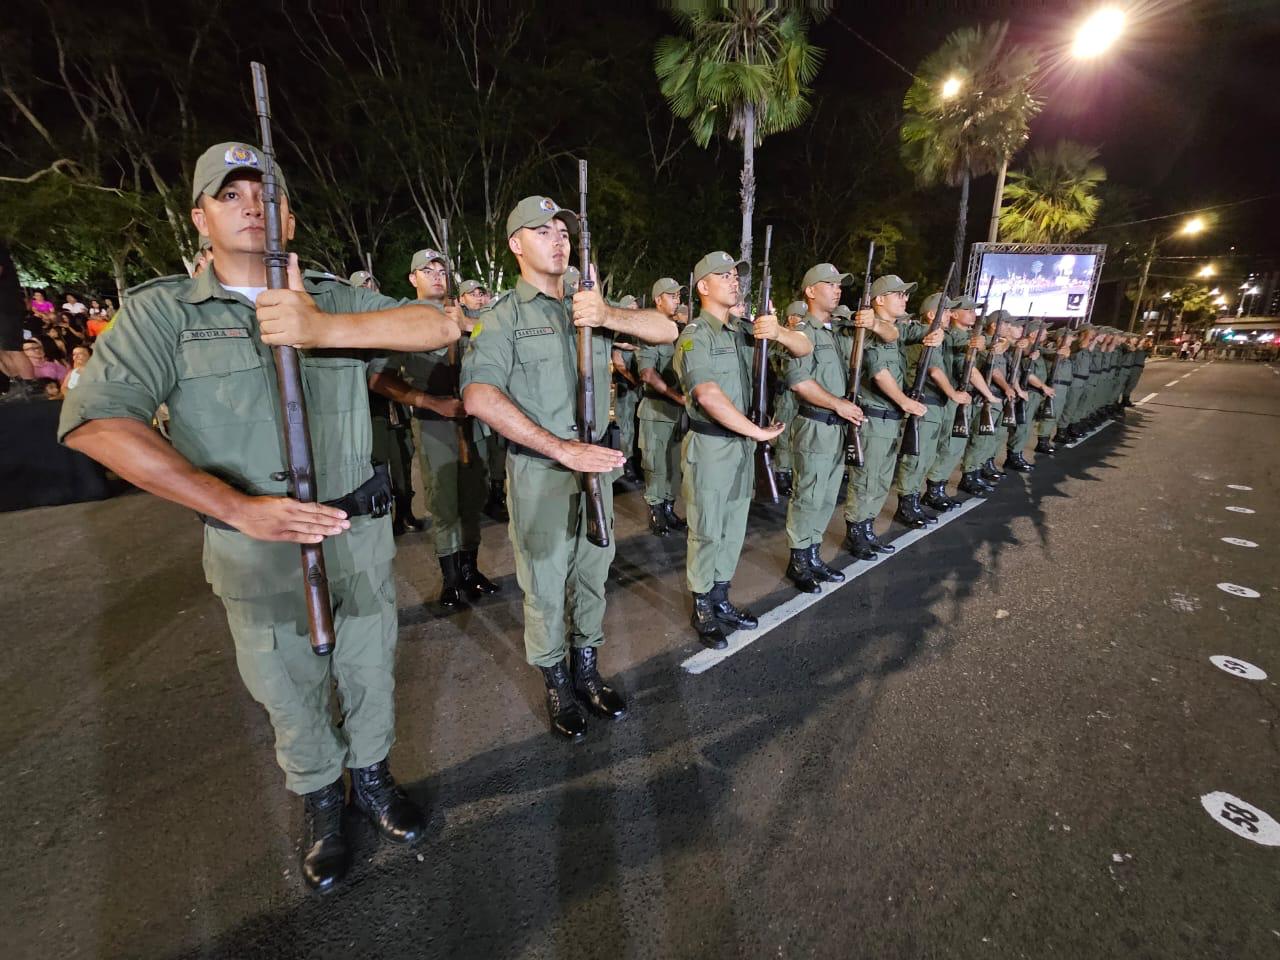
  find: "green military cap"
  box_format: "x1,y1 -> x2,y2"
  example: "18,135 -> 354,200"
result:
831,305 -> 853,321
506,195 -> 579,238
651,277 -> 681,300
692,250 -> 748,285
563,265 -> 581,288
784,300 -> 808,319
869,274 -> 918,298
348,270 -> 373,287
191,142 -> 288,204
409,248 -> 447,272
952,294 -> 981,310
801,262 -> 854,289
458,279 -> 485,296
617,295 -> 638,309
920,292 -> 961,316
987,309 -> 1013,325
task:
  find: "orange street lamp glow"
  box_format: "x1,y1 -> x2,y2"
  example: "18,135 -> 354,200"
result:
1072,7 -> 1126,60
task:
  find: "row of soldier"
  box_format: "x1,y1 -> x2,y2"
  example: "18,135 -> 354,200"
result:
56,142 -> 1151,894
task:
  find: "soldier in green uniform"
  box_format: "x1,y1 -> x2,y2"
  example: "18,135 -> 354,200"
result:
841,275 -> 931,560
1061,324 -> 1097,440
958,314 -> 1010,495
771,300 -> 808,497
636,277 -> 688,536
673,251 -> 811,646
58,143 -> 461,892
978,312 -> 1025,480
367,249 -> 498,608
350,268 -> 424,536
924,294 -> 995,509
780,264 -> 883,592
1005,322 -> 1055,470
611,295 -> 643,482
1122,335 -> 1149,406
1034,325 -> 1076,456
891,291 -> 965,526
458,278 -> 508,521
462,195 -> 677,739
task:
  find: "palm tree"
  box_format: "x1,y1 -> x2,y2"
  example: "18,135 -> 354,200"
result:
998,140 -> 1106,242
901,22 -> 1039,274
655,1 -> 824,294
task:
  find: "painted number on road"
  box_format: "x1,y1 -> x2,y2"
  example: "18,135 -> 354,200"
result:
1227,484 -> 1254,491
1209,656 -> 1268,681
1221,537 -> 1258,548
1217,583 -> 1261,599
1200,792 -> 1280,847
1225,506 -> 1256,515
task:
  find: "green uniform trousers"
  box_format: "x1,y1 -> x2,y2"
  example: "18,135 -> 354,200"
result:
639,417 -> 683,506
1065,376 -> 1090,424
1008,393 -> 1042,454
480,424 -> 507,490
962,403 -> 995,472
927,401 -> 968,484
507,452 -> 616,667
1037,392 -> 1063,437
785,415 -> 844,549
1124,365 -> 1142,399
222,559 -> 398,796
894,402 -> 945,495
417,417 -> 488,558
683,433 -> 754,593
371,414 -> 415,502
616,389 -> 638,459
844,413 -> 901,523
773,389 -> 799,473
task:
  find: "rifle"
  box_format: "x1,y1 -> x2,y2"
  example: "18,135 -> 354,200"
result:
1038,320 -> 1074,422
952,275 -> 994,439
250,62 -> 335,658
749,225 -> 780,503
978,292 -> 1006,435
1020,318 -> 1046,394
576,160 -> 610,548
844,240 -> 875,467
1004,305 -> 1034,426
440,218 -> 472,467
900,261 -> 956,457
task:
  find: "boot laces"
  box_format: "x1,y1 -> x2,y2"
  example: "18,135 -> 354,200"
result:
305,784 -> 344,838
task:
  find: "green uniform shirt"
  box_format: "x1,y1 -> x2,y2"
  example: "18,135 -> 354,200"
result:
673,311 -> 754,426
636,340 -> 682,423
58,267 -> 407,598
783,320 -> 847,397
460,277 -> 612,441
860,319 -> 928,412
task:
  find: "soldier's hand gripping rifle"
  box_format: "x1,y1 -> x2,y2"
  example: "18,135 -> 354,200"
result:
952,275 -> 994,439
900,262 -> 956,457
441,218 -> 472,467
750,225 -> 780,504
576,160 -> 610,548
1019,318 -> 1046,414
978,292 -> 1006,435
1038,319 -> 1073,422
844,240 -> 875,467
251,62 -> 335,658
1004,305 -> 1034,426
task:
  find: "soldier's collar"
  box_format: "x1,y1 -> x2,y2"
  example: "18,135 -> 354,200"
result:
515,277 -> 565,304
179,266 -> 248,305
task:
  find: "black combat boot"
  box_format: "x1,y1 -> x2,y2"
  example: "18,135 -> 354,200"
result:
807,544 -> 846,582
570,646 -> 627,719
1035,437 -> 1055,456
691,593 -> 728,648
1004,452 -> 1033,472
785,548 -> 822,594
622,456 -> 642,484
351,760 -> 427,846
958,471 -> 993,496
392,494 -> 424,537
438,554 -> 464,609
539,659 -> 588,740
711,582 -> 758,631
863,520 -> 896,554
922,481 -> 953,513
844,520 -> 878,561
458,549 -> 498,598
776,470 -> 794,497
301,778 -> 349,893
894,494 -> 930,529
484,480 -> 509,522
1121,395 -> 1133,408
981,458 -> 1006,482
662,500 -> 687,531
648,502 -> 670,537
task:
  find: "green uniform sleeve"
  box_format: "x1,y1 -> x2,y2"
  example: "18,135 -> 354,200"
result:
58,290 -> 179,443
863,339 -> 893,379
899,320 -> 930,345
782,324 -> 819,388
636,343 -> 660,374
459,305 -> 514,393
673,324 -> 715,394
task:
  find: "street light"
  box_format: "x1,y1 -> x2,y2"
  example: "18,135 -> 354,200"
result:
1197,265 -> 1215,278
1182,217 -> 1206,235
941,76 -> 963,100
1073,7 -> 1127,59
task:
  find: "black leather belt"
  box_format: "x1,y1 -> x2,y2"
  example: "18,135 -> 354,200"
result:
686,419 -> 742,439
199,463 -> 392,531
1053,378 -> 1072,386
863,407 -> 902,421
798,404 -> 840,426
920,394 -> 945,406
1073,374 -> 1089,380
412,407 -> 450,421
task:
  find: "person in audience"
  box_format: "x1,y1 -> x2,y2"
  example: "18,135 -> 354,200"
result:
60,345 -> 92,396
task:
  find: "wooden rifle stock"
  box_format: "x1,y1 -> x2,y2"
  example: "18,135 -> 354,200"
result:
900,262 -> 956,457
845,240 -> 875,467
576,160 -> 610,548
1038,320 -> 1072,421
251,62 -> 336,658
750,225 -> 779,503
1019,317 -> 1045,422
441,218 -> 472,467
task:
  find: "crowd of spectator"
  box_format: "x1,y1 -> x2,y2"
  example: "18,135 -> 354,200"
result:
1,288 -> 114,401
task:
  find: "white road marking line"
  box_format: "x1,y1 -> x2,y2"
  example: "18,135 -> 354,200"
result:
681,497 -> 988,674
1225,506 -> 1256,515
1217,583 -> 1261,599
1209,656 -> 1268,681
1136,392 -> 1158,406
1221,537 -> 1258,548
1064,418 -> 1117,448
1164,380 -> 1181,387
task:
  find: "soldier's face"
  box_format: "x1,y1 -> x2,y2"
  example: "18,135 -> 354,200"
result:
510,220 -> 571,276
955,308 -> 976,329
656,291 -> 680,317
699,270 -> 740,308
411,262 -> 448,299
461,289 -> 486,311
877,291 -> 908,315
191,175 -> 295,256
807,280 -> 842,312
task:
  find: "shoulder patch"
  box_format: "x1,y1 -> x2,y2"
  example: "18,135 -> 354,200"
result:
469,321 -> 484,340
125,274 -> 187,296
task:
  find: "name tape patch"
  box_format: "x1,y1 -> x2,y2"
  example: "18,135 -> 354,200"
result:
180,328 -> 251,343
515,326 -> 556,339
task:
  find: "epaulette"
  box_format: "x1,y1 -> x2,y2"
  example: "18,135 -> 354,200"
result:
125,274 -> 187,296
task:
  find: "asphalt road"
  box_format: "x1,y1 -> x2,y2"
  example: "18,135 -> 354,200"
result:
2,357 -> 1277,959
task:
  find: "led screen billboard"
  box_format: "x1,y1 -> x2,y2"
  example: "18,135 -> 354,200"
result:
973,251 -> 1100,318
